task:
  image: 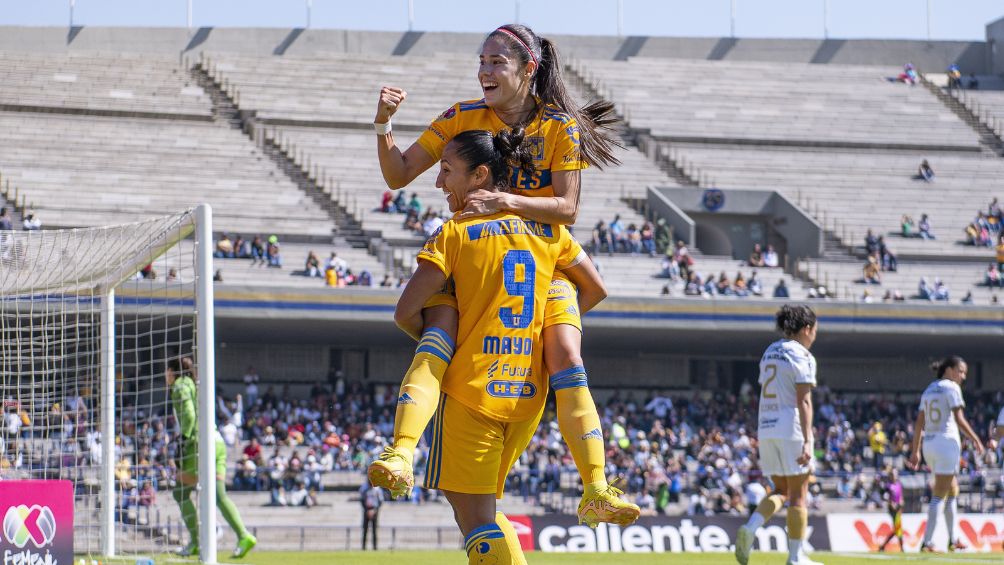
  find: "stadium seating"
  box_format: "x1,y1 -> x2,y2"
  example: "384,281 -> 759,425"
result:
0,52 -> 211,117
0,111 -> 332,237
800,257 -> 997,303
665,143 -> 1004,259
577,58 -> 981,149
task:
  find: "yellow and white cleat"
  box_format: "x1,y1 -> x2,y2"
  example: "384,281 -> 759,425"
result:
367,446 -> 414,499
576,484 -> 641,528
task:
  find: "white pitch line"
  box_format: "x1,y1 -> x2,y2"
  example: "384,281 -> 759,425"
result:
829,551 -> 1002,563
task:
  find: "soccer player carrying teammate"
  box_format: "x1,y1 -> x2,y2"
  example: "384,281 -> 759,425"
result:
735,305 -> 822,565
394,128 -> 607,565
876,468 -> 904,552
167,357 -> 257,558
908,356 -> 985,553
370,23 -> 639,527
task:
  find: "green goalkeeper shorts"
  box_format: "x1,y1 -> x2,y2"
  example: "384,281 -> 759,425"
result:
177,436 -> 227,479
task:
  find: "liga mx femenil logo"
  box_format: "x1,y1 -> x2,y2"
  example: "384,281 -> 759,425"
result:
3,505 -> 56,548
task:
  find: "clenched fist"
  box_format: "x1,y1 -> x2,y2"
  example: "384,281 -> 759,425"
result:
376,86 -> 407,123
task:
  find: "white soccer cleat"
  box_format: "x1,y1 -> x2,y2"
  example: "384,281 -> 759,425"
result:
734,525 -> 754,565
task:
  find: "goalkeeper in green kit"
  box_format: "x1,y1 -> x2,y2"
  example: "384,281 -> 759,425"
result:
167,357 -> 257,558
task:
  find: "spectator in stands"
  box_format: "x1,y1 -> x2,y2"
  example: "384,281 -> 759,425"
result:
166,268 -> 179,282
304,251 -> 322,278
877,237 -> 897,271
357,270 -> 374,287
886,289 -> 905,302
747,244 -> 765,267
772,279 -> 790,298
250,236 -> 266,265
640,222 -> 656,256
407,193 -> 422,215
0,208 -> 11,231
684,273 -> 702,296
626,223 -> 642,255
868,422 -> 888,469
325,253 -> 348,277
140,263 -> 156,280
918,214 -> 935,239
984,264 -> 1001,288
655,218 -> 674,254
673,241 -> 693,281
21,212 -> 41,231
379,274 -> 393,288
609,214 -> 627,252
894,63 -> 918,85
990,198 -> 1002,223
915,160 -> 935,182
901,215 -> 916,238
966,73 -> 979,89
748,271 -> 763,296
421,209 -> 444,238
715,272 -> 732,296
996,236 -> 1004,272
732,272 -> 749,297
392,191 -> 407,214
961,290 -> 974,304
360,481 -> 385,550
403,208 -> 422,235
763,244 -> 779,268
380,190 -> 394,213
932,278 -> 950,301
213,269 -> 223,282
861,255 -> 882,284
860,289 -> 874,303
214,234 -> 235,258
946,64 -> 962,90
266,236 -> 282,267
864,229 -> 880,255
234,235 -> 250,259
917,277 -> 934,300
591,220 -> 613,255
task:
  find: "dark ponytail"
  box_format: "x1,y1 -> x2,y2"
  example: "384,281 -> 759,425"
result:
451,128 -> 535,189
775,304 -> 817,337
488,25 -> 622,169
930,356 -> 965,379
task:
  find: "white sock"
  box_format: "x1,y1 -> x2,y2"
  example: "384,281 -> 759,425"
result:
922,496 -> 943,545
788,538 -> 803,562
745,512 -> 765,531
944,496 -> 957,543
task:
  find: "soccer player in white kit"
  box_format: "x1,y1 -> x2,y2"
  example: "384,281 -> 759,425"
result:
735,305 -> 821,565
988,403 -> 1004,552
907,356 -> 984,553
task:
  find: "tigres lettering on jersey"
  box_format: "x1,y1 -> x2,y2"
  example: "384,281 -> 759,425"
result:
417,98 -> 585,198
418,212 -> 584,422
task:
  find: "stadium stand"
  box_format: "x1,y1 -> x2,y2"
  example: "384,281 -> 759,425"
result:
0,52 -> 211,117
0,111 -> 332,237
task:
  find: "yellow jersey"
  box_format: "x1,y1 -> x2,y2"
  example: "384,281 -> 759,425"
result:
418,212 -> 585,422
416,99 -> 586,197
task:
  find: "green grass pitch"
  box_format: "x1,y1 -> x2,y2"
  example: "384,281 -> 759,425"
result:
89,550 -> 1001,565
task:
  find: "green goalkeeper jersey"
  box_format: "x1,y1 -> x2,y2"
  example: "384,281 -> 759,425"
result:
171,374 -> 198,441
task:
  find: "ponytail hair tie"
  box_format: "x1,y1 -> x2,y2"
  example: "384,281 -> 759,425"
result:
494,27 -> 538,68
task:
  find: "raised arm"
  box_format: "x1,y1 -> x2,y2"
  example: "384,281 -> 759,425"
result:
375,86 -> 437,189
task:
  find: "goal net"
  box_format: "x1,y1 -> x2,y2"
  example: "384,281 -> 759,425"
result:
0,205 -> 218,562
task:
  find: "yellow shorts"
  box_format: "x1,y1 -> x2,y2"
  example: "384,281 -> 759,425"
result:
423,394 -> 544,498
424,274 -> 582,331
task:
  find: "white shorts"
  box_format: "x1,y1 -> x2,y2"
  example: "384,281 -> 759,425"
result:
922,435 -> 961,476
759,438 -> 813,477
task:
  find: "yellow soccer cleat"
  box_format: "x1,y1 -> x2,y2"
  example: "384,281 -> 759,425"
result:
576,484 -> 641,528
367,446 -> 414,499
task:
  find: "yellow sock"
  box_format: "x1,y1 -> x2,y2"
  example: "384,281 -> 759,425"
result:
756,494 -> 785,522
465,523 -> 512,565
392,327 -> 453,454
787,506 -> 808,540
551,365 -> 607,487
494,512 -> 528,565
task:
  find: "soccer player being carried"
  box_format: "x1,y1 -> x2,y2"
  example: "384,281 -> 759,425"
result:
393,128 -> 607,565
167,357 -> 257,558
989,403 -> 1004,552
735,305 -> 822,565
370,23 -> 639,527
907,356 -> 984,553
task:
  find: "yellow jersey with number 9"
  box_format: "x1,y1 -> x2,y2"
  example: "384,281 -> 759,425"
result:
416,99 -> 585,197
418,212 -> 585,422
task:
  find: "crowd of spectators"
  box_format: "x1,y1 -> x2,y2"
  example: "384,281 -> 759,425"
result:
214,233 -> 281,267
590,216 -> 659,256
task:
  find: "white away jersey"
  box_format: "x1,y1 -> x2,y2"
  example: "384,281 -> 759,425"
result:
919,379 -> 964,441
757,339 -> 817,442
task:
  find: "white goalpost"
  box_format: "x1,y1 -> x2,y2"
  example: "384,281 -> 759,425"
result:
0,205 -> 217,563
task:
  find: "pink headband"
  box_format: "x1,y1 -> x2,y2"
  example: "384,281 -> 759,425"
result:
494,27 -> 538,68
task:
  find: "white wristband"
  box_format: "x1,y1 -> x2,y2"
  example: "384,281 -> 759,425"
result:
374,120 -> 392,135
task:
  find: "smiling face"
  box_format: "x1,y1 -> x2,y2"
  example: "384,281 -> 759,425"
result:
478,35 -> 535,108
436,141 -> 488,213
